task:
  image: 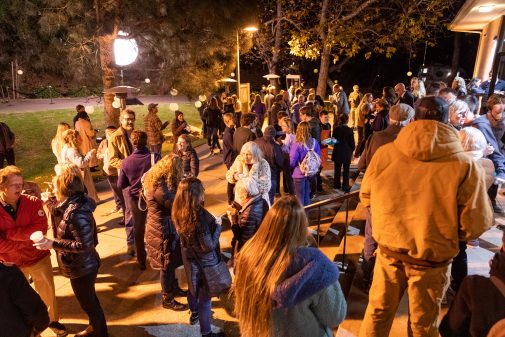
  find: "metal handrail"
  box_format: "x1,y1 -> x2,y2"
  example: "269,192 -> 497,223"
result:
304,190 -> 360,267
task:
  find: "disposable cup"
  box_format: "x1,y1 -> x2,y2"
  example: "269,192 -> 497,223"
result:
30,231 -> 45,243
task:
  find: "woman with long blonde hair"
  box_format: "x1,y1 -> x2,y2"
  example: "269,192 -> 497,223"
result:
144,154 -> 188,311
61,129 -> 99,202
289,121 -> 320,206
172,178 -> 224,337
51,122 -> 71,164
233,195 -> 346,337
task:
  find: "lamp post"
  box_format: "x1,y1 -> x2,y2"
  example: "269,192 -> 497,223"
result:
236,26 -> 258,100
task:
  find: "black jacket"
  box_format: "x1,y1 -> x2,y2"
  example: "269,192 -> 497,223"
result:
203,106 -> 223,128
0,263 -> 49,337
232,195 -> 269,252
51,193 -> 100,279
233,127 -> 256,154
331,125 -> 355,164
223,126 -> 236,169
179,208 -> 221,295
145,180 -> 180,271
255,136 -> 284,175
174,147 -> 199,178
308,118 -> 321,144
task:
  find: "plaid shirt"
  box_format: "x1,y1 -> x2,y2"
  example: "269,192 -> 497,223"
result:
144,112 -> 163,146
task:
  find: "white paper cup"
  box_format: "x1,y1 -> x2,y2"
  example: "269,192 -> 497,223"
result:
30,231 -> 45,243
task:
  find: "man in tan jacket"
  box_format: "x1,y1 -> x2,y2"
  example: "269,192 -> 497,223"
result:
358,96 -> 493,337
107,109 -> 136,255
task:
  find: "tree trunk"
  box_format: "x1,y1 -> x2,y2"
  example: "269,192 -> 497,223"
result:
96,0 -> 120,127
316,0 -> 329,97
271,0 -> 282,75
448,32 -> 461,86
99,36 -> 118,127
317,45 -> 331,97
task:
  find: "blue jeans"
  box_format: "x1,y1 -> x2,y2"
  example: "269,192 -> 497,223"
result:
268,173 -> 279,205
122,188 -> 135,246
293,177 -> 311,206
187,285 -> 212,335
107,175 -> 124,211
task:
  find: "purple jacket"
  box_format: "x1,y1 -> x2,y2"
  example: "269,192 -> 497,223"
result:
289,138 -> 321,179
118,147 -> 160,197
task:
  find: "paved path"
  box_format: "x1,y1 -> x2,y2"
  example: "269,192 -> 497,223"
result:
38,143 -> 504,337
0,95 -> 192,114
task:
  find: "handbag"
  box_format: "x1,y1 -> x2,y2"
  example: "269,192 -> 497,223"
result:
188,246 -> 232,297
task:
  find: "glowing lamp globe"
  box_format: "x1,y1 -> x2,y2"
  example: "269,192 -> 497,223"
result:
198,95 -> 207,102
85,106 -> 95,114
170,88 -> 178,96
407,71 -> 413,77
17,69 -> 23,75
114,31 -> 139,66
169,103 -> 179,111
195,101 -> 202,108
112,101 -> 121,109
145,78 -> 151,84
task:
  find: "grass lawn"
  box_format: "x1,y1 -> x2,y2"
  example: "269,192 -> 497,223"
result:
0,103 -> 204,185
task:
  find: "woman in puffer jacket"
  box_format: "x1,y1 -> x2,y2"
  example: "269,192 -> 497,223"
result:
144,154 -> 188,311
35,163 -> 108,337
226,141 -> 271,206
233,195 -> 347,337
172,178 -> 224,337
229,177 -> 269,255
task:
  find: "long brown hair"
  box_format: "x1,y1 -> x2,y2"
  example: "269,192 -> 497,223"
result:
232,195 -> 309,337
144,154 -> 183,192
171,177 -> 205,237
295,121 -> 311,145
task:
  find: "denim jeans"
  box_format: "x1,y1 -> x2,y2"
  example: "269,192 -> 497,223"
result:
268,173 -> 279,205
107,175 -> 124,211
122,188 -> 135,246
187,284 -> 212,335
293,177 -> 311,206
124,191 -> 147,265
70,268 -> 108,337
207,127 -> 221,151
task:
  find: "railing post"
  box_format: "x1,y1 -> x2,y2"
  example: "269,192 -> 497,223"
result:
317,205 -> 321,247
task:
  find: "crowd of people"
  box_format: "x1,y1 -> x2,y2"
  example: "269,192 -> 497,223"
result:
1,72 -> 505,337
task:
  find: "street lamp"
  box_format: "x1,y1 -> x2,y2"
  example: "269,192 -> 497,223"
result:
113,30 -> 139,84
236,26 -> 258,101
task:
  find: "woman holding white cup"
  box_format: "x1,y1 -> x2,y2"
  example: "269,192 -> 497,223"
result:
34,163 -> 108,337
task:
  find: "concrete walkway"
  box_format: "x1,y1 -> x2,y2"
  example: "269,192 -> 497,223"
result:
38,142 -> 504,337
0,95 -> 192,114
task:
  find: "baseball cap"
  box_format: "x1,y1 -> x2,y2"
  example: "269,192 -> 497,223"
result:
147,103 -> 158,110
389,103 -> 414,123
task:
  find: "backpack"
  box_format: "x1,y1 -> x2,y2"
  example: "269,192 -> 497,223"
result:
299,140 -> 321,177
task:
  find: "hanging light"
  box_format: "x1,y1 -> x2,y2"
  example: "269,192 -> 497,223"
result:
145,78 -> 150,84
114,31 -> 139,66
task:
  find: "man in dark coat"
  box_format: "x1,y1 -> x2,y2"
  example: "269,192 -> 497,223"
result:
394,83 -> 415,108
269,94 -> 286,126
0,121 -> 15,168
255,126 -> 284,205
233,113 -> 257,155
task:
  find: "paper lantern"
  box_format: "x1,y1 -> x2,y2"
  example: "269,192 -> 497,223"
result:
169,103 -> 179,111
112,101 -> 121,109
195,101 -> 202,108
198,94 -> 207,102
85,106 -> 94,114
170,88 -> 178,96
113,31 -> 138,66
145,78 -> 151,83
407,71 -> 413,77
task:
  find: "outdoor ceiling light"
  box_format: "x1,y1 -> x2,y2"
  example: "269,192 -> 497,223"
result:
114,30 -> 139,66
478,5 -> 494,13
